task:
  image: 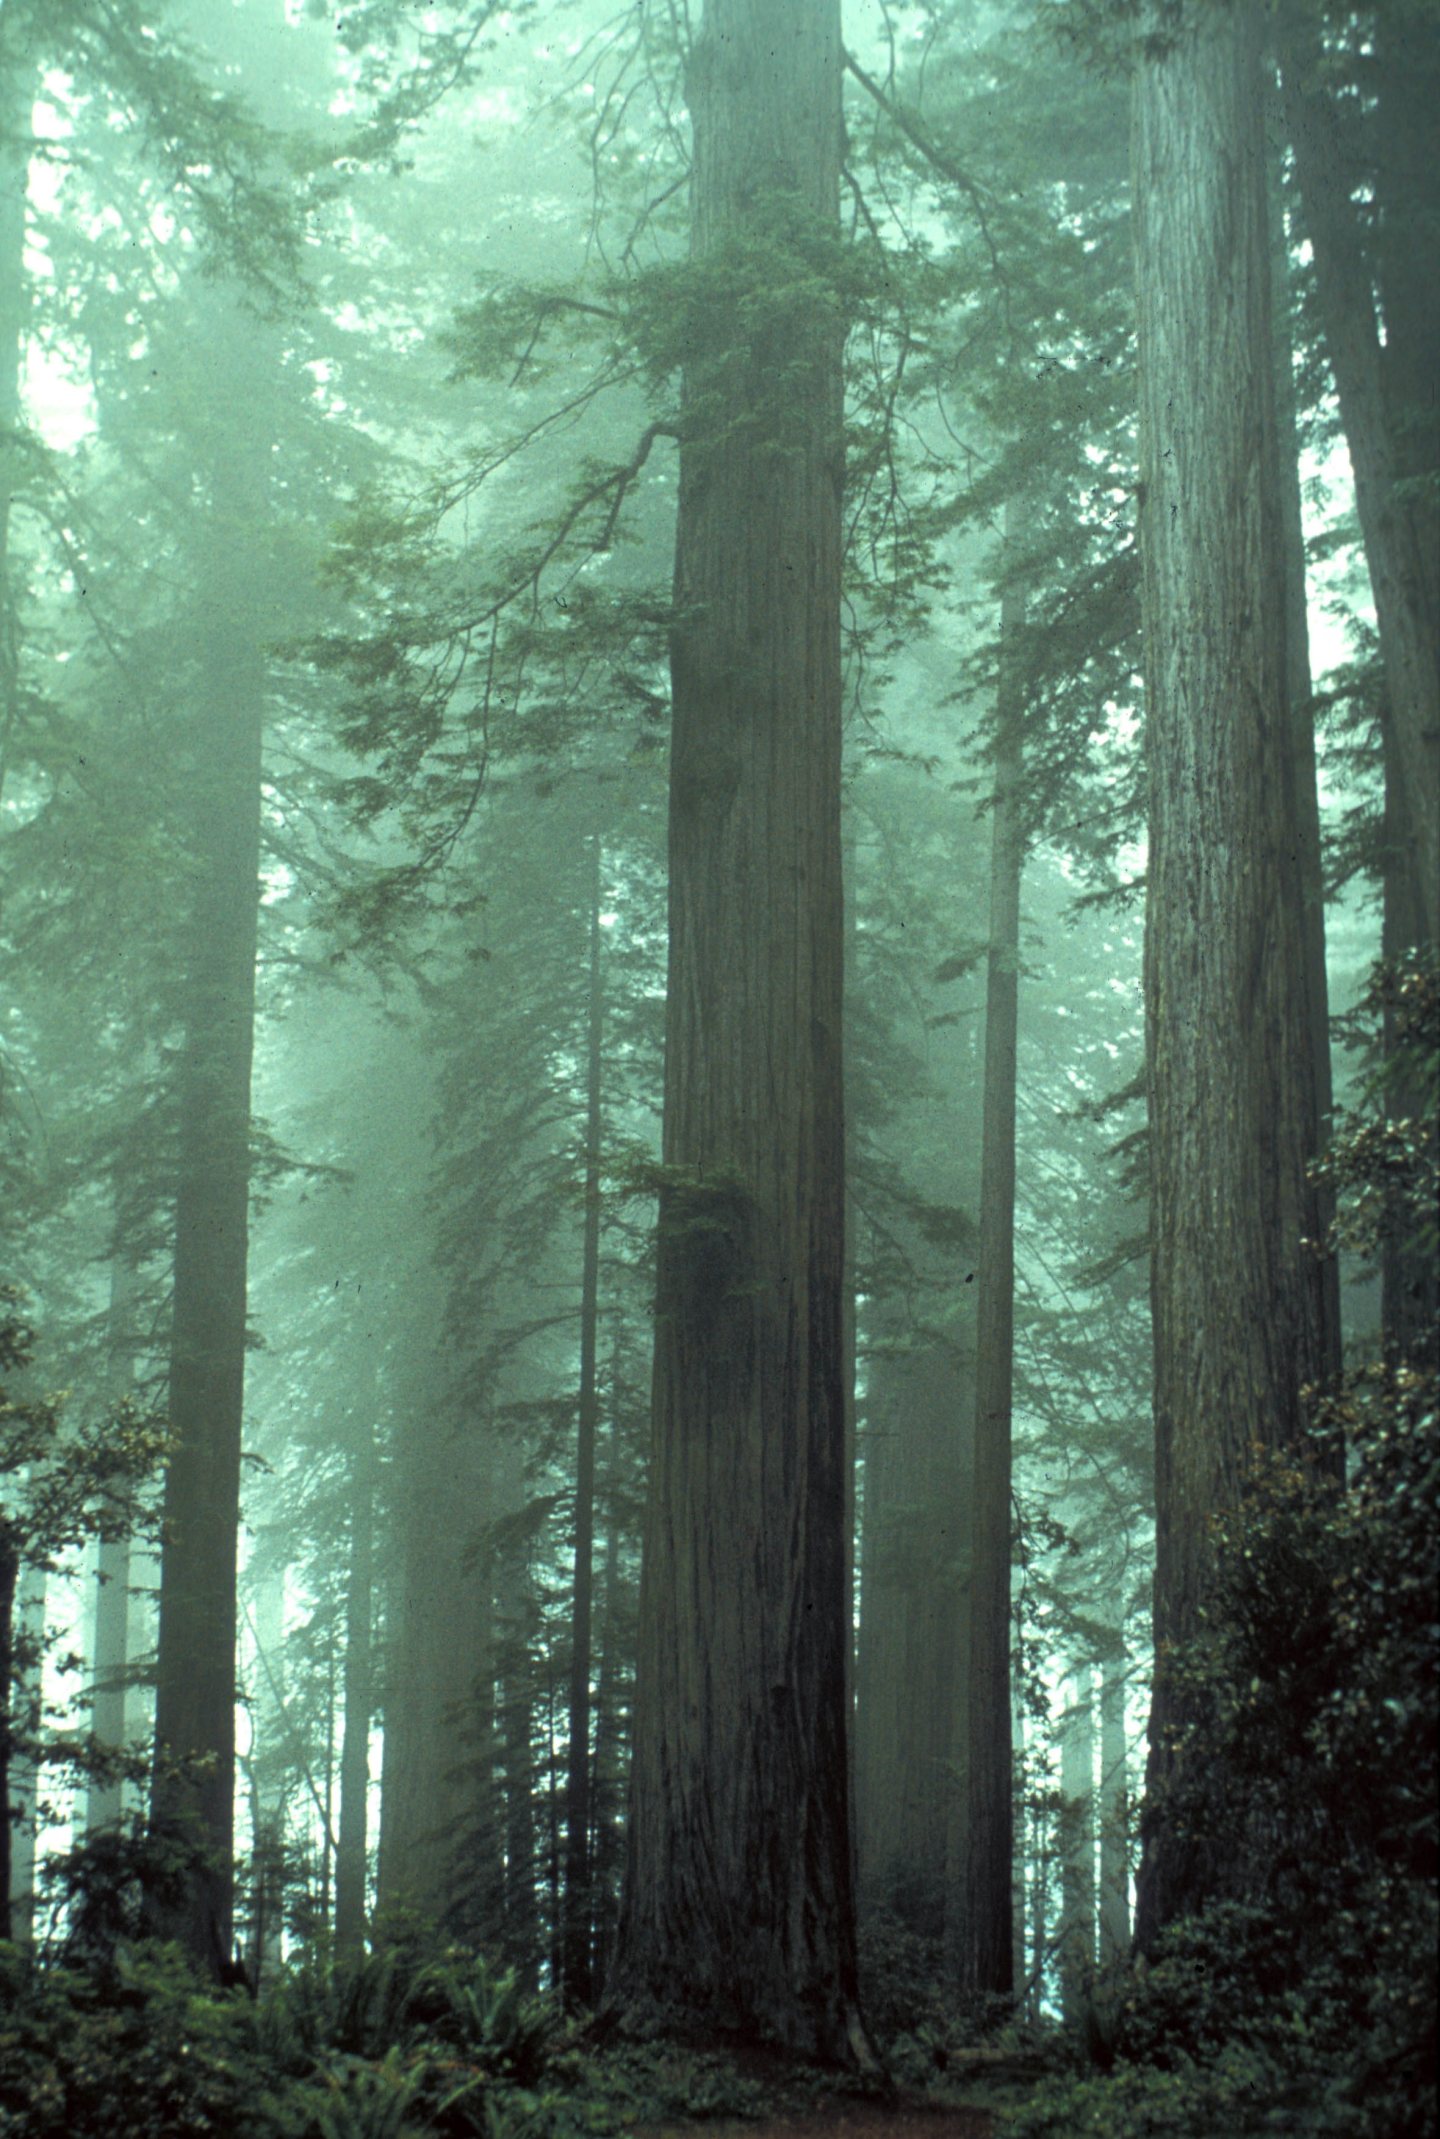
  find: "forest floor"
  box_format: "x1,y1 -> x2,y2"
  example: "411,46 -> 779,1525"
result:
636,2092 -> 997,2139
620,2041 -> 1039,2139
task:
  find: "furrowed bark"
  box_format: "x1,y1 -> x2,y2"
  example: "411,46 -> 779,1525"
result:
1131,3 -> 1336,1948
609,0 -> 870,2062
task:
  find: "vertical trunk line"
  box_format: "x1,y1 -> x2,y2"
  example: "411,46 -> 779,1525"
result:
335,1423 -> 377,1962
562,836 -> 605,2004
955,507 -> 1026,1998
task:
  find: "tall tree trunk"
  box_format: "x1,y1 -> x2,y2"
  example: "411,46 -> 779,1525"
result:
561,838 -> 605,2006
88,1252 -> 142,1838
1280,10 -> 1439,1361
0,37 -> 29,805
1010,1696 -> 1026,1998
318,1650 -> 336,1932
246,1558 -> 289,1988
855,1342 -> 969,1940
1279,25 -> 1440,954
1059,1669 -> 1094,2026
588,1498 -> 626,1993
608,0 -> 867,2063
957,531 -> 1025,1997
501,1620 -> 539,1985
148,313 -> 266,1978
1029,1800 -> 1048,2014
1097,1646 -> 1128,1967
1268,110 -> 1342,1385
335,1425 -> 377,1962
7,1560 -> 44,1945
87,1534 -> 131,1838
1370,16 -> 1440,1365
375,1417 -> 491,1929
1131,2 -> 1336,1949
0,1530 -> 17,1941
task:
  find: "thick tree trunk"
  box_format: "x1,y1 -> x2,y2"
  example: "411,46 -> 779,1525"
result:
609,0 -> 867,2061
1131,4 -> 1336,1949
335,1427 -> 377,1962
149,316 -> 266,1978
1279,27 -> 1440,953
561,839 -> 605,2006
1268,115 -> 1342,1387
375,1419 -> 492,1929
956,540 -> 1025,1998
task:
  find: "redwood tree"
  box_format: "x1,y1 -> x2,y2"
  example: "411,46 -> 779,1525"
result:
1279,7 -> 1439,1358
607,0 -> 869,2062
148,308 -> 268,1978
955,535 -> 1026,1998
1130,0 -> 1337,1948
561,838 -> 605,2006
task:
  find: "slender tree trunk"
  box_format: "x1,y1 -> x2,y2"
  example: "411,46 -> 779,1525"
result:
1370,17 -> 1440,1365
841,824 -> 860,1941
1131,3 -> 1336,1949
87,1534 -> 131,1837
0,39 -> 29,806
1279,25 -> 1440,953
501,1644 -> 539,1984
588,1503 -> 625,1992
957,529 -> 1025,1998
149,307 -> 268,1979
8,1559 -> 44,1945
1281,6 -> 1440,1358
561,838 -> 605,2005
0,1530 -> 17,1941
1029,1810 -> 1047,2015
335,1426 -> 377,1962
609,0 -> 867,2063
1059,1668 -> 1094,2027
318,1649 -> 336,1932
88,1253 -> 142,1838
1097,1648 -> 1128,1966
247,1561 -> 289,1987
1011,1692 -> 1027,1995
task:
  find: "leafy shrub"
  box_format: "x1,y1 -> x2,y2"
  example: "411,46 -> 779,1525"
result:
258,1942 -> 555,2086
0,1937 -> 570,2139
1016,1354 -> 1438,2135
855,1910 -> 948,2048
0,1940 -> 271,2139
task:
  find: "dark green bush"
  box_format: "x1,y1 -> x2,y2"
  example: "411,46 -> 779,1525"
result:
1013,1356 -> 1439,2137
0,1938 -> 569,2139
0,1941 -> 272,2139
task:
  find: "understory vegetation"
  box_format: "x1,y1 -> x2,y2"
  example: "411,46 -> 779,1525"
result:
3,0 -> 1437,2128
5,1234 -> 1435,2131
